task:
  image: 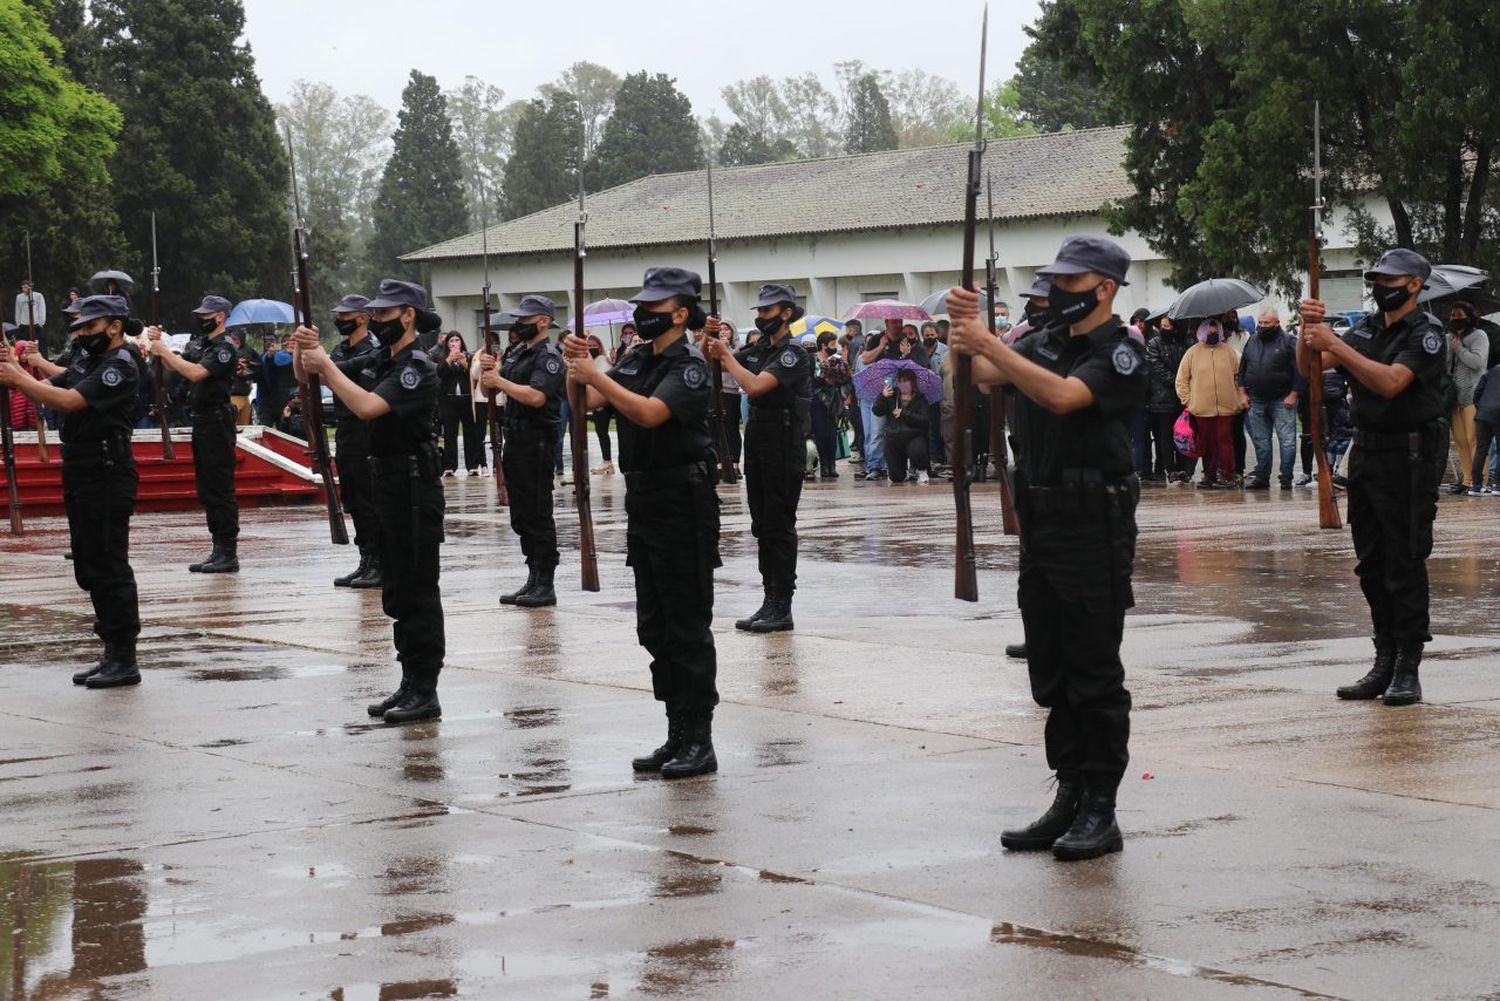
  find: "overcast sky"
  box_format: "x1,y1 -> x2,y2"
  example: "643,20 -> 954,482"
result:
240,0 -> 1043,119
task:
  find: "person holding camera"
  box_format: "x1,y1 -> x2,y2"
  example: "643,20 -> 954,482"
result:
872,369 -> 931,483
438,331 -> 485,477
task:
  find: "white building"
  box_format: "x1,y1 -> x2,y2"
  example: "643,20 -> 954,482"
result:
405,126 -> 1382,346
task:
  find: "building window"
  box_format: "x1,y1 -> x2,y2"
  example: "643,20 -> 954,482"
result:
862,291 -> 898,302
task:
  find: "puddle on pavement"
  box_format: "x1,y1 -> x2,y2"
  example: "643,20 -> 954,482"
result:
636,936 -> 736,996
504,706 -> 560,730
1,856 -> 148,997
755,739 -> 808,769
327,981 -> 459,1000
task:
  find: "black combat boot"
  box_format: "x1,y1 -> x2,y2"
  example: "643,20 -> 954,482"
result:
514,566 -> 557,608
73,643 -> 114,685
661,712 -> 717,779
1336,637 -> 1397,700
1383,645 -> 1423,707
188,543 -> 221,572
1000,773 -> 1084,851
335,548 -> 371,587
632,712 -> 686,773
86,640 -> 141,689
1004,642 -> 1028,660
734,589 -> 772,631
367,673 -> 409,717
199,538 -> 239,574
750,589 -> 794,633
349,553 -> 383,590
384,671 -> 441,723
1052,783 -> 1124,862
500,568 -> 538,605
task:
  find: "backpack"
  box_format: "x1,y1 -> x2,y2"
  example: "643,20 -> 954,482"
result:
1173,409 -> 1201,458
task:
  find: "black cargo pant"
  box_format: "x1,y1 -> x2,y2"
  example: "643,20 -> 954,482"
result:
191,406 -> 239,542
372,447 -> 446,687
502,426 -> 559,572
626,465 -> 721,713
1016,474 -> 1138,793
1347,422 -> 1446,645
63,439 -> 140,649
335,424 -> 379,552
744,406 -> 804,594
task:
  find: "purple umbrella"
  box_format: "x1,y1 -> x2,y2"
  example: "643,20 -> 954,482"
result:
584,298 -> 634,325
842,299 -> 931,323
854,358 -> 943,404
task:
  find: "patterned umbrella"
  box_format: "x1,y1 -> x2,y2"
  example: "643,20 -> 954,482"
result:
853,358 -> 943,404
790,314 -> 844,338
841,299 -> 931,323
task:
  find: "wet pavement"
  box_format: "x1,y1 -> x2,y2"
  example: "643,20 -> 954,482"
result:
2,470 -> 1499,1000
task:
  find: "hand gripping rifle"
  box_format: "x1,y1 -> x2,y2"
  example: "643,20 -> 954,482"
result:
475,170 -> 508,505
571,135 -> 601,591
149,214 -> 176,459
23,234 -> 49,463
951,5 -> 988,602
705,156 -> 738,484
1304,101 -> 1341,530
983,172 -> 1019,536
0,324 -> 22,534
285,127 -> 349,545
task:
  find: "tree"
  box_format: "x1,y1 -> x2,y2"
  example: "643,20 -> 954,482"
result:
721,76 -> 789,139
90,0 -> 290,321
780,74 -> 842,158
446,76 -> 510,228
1012,41 -> 1120,133
945,79 -> 1040,144
718,123 -> 796,167
885,69 -> 965,148
844,73 -> 899,154
588,72 -> 702,190
366,70 -> 469,284
556,61 -> 621,159
498,88 -> 581,220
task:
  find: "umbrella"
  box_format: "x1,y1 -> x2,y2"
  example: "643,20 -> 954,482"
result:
916,289 -> 991,319
790,314 -> 844,338
842,299 -> 930,323
1418,264 -> 1489,304
853,358 -> 943,404
584,297 -> 634,325
88,269 -> 135,289
1166,278 -> 1265,320
226,298 -> 295,327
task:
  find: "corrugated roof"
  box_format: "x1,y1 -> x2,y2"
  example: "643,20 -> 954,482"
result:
403,126 -> 1133,262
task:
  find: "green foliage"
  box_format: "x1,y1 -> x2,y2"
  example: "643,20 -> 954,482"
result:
499,88 -> 582,220
844,74 -> 899,155
588,72 -> 703,191
1012,37 -> 1119,132
945,79 -> 1040,144
366,70 -> 469,285
718,124 -> 797,167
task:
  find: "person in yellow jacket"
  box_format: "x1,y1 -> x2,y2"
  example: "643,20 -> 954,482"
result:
1175,318 -> 1244,489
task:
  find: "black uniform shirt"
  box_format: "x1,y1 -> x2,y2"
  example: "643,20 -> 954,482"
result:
368,341 -> 440,457
329,332 -> 382,428
49,344 -> 139,443
185,332 -> 235,411
735,337 -> 812,410
1011,316 -> 1146,485
1338,309 -> 1447,431
500,338 -> 565,429
609,338 -> 713,473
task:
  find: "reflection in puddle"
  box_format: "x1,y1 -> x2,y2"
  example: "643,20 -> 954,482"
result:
504,706 -> 559,730
496,738 -> 572,798
755,739 -> 807,769
328,979 -> 459,999
652,852 -> 724,900
637,937 -> 736,996
2,856 -> 148,997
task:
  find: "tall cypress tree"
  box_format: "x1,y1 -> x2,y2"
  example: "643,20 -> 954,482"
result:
90,0 -> 289,323
844,74 -> 899,154
367,70 -> 469,284
498,88 -> 582,220
588,72 -> 703,191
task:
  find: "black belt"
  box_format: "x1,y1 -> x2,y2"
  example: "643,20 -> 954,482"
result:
1354,420 -> 1444,451
62,435 -> 132,461
505,422 -> 559,437
191,405 -> 234,420
1025,472 -> 1139,515
370,444 -> 440,478
624,461 -> 710,491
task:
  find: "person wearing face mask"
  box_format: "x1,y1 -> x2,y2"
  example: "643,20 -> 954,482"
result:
0,296 -> 143,688
478,295 -> 567,608
945,235 -> 1145,863
147,294 -> 241,572
561,267 -> 721,779
1174,318 -> 1243,489
327,293 -> 383,589
1236,307 -> 1300,489
703,283 -> 812,634
293,278 -> 445,724
1300,248 -> 1448,707
1444,301 -> 1489,494
1144,314 -> 1190,484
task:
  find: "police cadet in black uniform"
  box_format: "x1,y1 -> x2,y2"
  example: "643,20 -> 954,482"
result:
702,284 -> 812,633
293,279 -> 445,724
948,236 -> 1145,862
147,294 -> 241,573
328,293 -> 383,589
561,267 -> 721,778
478,295 -> 567,608
1300,249 -> 1448,707
0,296 -> 143,688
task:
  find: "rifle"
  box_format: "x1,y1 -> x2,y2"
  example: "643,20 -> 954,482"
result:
149,214 -> 176,459
0,326 -> 22,534
984,172 -> 1019,536
1305,101 -> 1341,530
571,131 -> 601,591
285,126 -> 350,545
23,234 -> 48,464
950,5 -> 987,603
475,167 -> 508,505
705,155 -> 738,484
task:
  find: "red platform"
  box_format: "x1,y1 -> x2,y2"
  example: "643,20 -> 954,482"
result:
0,427 -> 326,517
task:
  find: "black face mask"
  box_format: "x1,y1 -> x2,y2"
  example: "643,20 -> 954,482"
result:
755,311 -> 789,338
1048,284 -> 1103,325
1371,283 -> 1414,314
369,317 -> 406,342
1448,316 -> 1471,332
1261,324 -> 1282,338
333,318 -> 360,337
197,316 -> 219,335
923,337 -> 938,351
512,321 -> 540,342
1023,301 -> 1051,325
1205,332 -> 1222,346
632,306 -> 676,341
77,331 -> 112,355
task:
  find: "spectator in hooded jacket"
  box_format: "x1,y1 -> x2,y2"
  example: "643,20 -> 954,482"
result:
1445,301 -> 1490,494
1144,315 -> 1190,483
1470,360 -> 1500,494
1176,318 -> 1243,488
1236,307 -> 1300,489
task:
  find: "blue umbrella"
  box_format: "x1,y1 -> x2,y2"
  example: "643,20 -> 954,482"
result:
226,298 -> 295,327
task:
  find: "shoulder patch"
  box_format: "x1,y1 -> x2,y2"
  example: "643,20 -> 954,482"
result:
400,366 -> 420,390
779,348 -> 798,369
216,347 -> 232,364
1422,329 -> 1443,355
683,363 -> 706,389
101,366 -> 123,387
1112,342 -> 1141,375
544,355 -> 561,375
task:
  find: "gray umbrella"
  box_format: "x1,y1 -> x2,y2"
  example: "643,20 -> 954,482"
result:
1166,278 -> 1265,320
1418,264 -> 1488,304
917,288 -> 991,319
88,269 -> 135,289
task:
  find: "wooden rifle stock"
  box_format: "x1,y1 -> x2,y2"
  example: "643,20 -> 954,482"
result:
951,149 -> 983,602
0,330 -> 22,534
1306,238 -> 1342,529
25,312 -> 48,465
291,230 -> 349,546
983,258 -> 1018,536
705,261 -> 737,484
572,221 -> 600,591
149,213 -> 176,459
484,325 -> 508,505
